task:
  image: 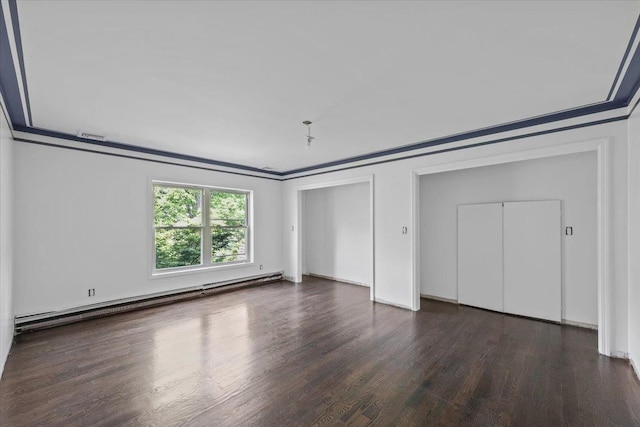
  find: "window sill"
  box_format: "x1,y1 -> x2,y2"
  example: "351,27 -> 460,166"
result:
150,261 -> 254,279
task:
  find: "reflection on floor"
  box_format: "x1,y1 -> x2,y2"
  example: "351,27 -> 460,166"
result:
1,276 -> 639,425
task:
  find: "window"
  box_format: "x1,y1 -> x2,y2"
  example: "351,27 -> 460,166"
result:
153,182 -> 250,273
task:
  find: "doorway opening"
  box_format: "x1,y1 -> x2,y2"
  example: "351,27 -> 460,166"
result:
412,139 -> 610,355
296,176 -> 375,301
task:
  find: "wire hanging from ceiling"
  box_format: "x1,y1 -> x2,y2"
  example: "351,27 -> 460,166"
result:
303,120 -> 314,149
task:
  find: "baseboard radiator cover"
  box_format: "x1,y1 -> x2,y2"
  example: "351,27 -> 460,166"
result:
15,272 -> 283,334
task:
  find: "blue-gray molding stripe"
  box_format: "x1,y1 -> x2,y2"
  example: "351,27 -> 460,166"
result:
0,3 -> 26,128
11,136 -> 282,182
282,115 -> 629,181
283,101 -> 624,176
12,124 -> 283,176
12,113 -> 628,184
1,0 -> 640,180
614,42 -> 640,105
607,14 -> 640,101
8,0 -> 32,126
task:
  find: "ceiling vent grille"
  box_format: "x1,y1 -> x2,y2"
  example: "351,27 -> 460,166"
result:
77,131 -> 107,142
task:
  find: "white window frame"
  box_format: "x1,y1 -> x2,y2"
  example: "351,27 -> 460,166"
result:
151,180 -> 253,277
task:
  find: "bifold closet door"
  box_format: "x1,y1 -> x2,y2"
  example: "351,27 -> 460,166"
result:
457,203 -> 503,312
503,201 -> 561,322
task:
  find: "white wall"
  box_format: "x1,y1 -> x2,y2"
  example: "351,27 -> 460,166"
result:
0,111 -> 14,377
6,108 -> 636,363
628,111 -> 640,370
13,142 -> 282,316
283,118 -> 629,355
303,182 -> 371,285
419,152 -> 597,325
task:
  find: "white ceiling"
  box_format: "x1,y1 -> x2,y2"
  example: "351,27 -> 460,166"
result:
16,1 -> 640,172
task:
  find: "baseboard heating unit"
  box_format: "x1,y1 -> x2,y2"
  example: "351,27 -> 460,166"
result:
14,272 -> 283,334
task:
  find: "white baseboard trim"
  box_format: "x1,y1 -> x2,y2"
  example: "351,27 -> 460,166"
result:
611,350 -> 630,360
306,273 -> 369,287
373,297 -> 412,310
420,293 -> 459,304
0,338 -> 11,381
561,319 -> 598,330
419,296 -> 599,332
631,357 -> 639,381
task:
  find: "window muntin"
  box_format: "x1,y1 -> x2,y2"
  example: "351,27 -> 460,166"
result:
153,183 -> 250,273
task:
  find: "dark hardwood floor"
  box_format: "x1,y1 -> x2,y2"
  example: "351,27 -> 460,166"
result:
1,276 -> 639,426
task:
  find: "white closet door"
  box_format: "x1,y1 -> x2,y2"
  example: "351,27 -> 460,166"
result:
503,201 -> 561,322
457,203 -> 503,312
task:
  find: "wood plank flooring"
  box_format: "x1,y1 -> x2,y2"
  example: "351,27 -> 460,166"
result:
1,276 -> 639,426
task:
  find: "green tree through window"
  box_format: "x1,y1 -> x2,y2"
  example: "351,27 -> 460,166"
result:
154,186 -> 203,269
153,183 -> 250,271
210,191 -> 247,263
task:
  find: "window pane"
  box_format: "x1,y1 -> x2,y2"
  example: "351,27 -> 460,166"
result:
210,191 -> 248,265
154,186 -> 202,227
210,191 -> 247,225
155,228 -> 202,269
212,227 -> 246,262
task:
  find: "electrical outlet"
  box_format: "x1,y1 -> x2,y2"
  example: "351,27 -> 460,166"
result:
402,226 -> 408,234
259,264 -> 263,270
88,288 -> 95,297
